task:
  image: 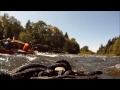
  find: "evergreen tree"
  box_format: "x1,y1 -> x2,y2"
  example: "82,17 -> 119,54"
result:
64,32 -> 69,39
113,38 -> 120,56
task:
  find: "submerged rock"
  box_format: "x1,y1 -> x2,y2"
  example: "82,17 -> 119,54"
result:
0,70 -> 12,79
56,59 -> 72,71
104,64 -> 120,78
12,68 -> 45,79
11,63 -> 47,74
114,64 -> 120,69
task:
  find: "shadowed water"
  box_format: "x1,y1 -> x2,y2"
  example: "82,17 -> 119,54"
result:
0,52 -> 120,79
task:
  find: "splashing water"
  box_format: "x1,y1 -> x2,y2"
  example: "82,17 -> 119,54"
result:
0,52 -> 120,78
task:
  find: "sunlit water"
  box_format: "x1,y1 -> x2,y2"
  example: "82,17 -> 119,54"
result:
0,51 -> 120,79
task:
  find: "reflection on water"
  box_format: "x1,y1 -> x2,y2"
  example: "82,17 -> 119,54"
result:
0,52 -> 120,79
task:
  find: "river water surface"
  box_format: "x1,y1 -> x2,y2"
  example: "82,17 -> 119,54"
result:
0,51 -> 120,79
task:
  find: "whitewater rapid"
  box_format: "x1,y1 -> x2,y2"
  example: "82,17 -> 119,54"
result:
0,51 -> 120,78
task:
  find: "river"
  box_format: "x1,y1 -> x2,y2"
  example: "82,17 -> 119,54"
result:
0,51 -> 120,79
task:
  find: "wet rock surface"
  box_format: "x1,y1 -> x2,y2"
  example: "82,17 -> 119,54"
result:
0,59 -> 107,79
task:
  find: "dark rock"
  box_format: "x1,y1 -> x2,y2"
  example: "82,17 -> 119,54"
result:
96,74 -> 119,79
0,71 -> 12,79
11,63 -> 47,74
64,70 -> 75,75
30,75 -> 76,79
58,70 -> 65,76
88,71 -> 103,75
38,69 -> 59,77
56,59 -> 72,71
74,71 -> 88,76
12,67 -> 44,79
38,71 -> 50,76
48,63 -> 70,71
87,76 -> 100,79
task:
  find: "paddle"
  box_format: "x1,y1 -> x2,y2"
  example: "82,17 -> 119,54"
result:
12,36 -> 25,44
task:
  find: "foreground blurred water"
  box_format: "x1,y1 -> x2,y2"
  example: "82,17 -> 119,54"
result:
0,51 -> 120,79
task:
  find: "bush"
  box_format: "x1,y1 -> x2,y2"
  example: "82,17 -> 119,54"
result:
34,44 -> 50,52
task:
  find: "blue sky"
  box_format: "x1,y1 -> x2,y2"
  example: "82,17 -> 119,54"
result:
1,11 -> 119,52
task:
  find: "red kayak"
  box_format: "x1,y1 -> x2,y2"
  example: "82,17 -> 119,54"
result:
0,49 -> 34,55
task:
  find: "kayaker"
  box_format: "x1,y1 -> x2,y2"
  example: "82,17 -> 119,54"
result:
4,38 -> 12,50
22,42 -> 30,51
12,37 -> 32,51
0,40 -> 2,48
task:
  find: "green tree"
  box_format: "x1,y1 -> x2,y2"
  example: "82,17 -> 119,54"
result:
81,46 -> 89,52
46,26 -> 65,50
70,38 -> 80,54
80,46 -> 94,54
97,37 -> 118,55
97,44 -> 104,54
1,13 -> 9,38
9,16 -> 23,39
64,32 -> 69,39
0,18 -> 4,39
25,20 -> 31,29
109,45 -> 113,54
1,14 -> 23,39
113,38 -> 120,56
63,38 -> 80,54
25,20 -> 33,32
19,31 -> 32,43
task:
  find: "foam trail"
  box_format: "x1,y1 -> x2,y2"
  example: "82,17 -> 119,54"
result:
34,51 -> 58,57
25,56 -> 37,61
0,57 -> 6,61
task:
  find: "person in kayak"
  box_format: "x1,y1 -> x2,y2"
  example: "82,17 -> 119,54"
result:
12,37 -> 32,51
22,42 -> 30,51
4,38 -> 12,50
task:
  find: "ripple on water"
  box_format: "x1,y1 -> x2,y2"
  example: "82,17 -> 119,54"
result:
0,54 -> 120,79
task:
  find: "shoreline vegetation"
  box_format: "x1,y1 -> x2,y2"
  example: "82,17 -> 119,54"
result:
0,13 -> 120,56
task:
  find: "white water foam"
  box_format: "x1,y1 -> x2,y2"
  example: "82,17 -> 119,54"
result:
12,54 -> 37,61
0,57 -> 6,61
34,51 -> 58,57
0,53 -> 11,56
25,56 -> 37,61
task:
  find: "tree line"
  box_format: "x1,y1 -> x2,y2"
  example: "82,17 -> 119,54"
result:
97,36 -> 120,56
0,13 -> 80,54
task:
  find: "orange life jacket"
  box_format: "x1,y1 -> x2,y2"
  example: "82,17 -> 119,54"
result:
23,43 -> 29,51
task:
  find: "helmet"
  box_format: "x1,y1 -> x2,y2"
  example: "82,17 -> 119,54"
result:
7,38 -> 11,41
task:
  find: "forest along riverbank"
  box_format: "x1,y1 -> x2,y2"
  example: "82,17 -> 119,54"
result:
0,52 -> 120,79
